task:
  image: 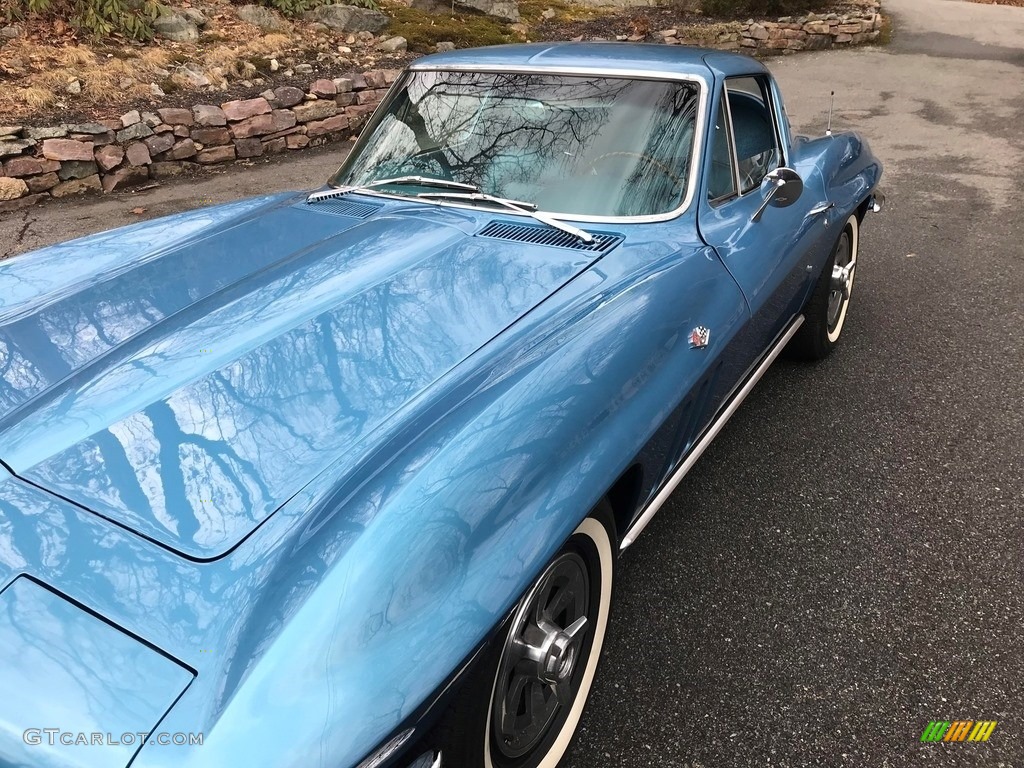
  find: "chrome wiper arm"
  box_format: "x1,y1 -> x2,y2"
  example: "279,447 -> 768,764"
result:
367,176 -> 481,192
307,176 -> 480,203
418,191 -> 538,210
417,192 -> 595,244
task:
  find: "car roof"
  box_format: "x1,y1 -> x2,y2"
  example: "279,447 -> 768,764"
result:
409,42 -> 769,81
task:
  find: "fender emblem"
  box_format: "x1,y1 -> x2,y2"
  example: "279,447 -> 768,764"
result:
689,326 -> 711,349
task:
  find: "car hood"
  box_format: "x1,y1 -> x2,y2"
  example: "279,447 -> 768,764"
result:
0,193 -> 607,559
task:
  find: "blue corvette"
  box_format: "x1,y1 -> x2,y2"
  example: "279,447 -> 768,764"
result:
0,43 -> 881,768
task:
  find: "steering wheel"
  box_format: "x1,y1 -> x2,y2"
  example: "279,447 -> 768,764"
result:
587,151 -> 684,187
394,147 -> 455,180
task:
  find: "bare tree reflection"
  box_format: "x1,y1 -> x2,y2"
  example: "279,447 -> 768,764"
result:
7,214 -> 591,557
337,72 -> 700,217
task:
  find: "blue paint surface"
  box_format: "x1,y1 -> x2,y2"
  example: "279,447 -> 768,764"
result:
0,44 -> 881,768
0,574 -> 192,768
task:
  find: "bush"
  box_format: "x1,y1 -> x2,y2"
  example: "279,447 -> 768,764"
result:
387,5 -> 513,52
701,0 -> 818,18
3,0 -> 162,38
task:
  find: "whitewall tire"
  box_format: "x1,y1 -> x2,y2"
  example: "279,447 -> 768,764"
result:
431,503 -> 616,768
788,213 -> 860,360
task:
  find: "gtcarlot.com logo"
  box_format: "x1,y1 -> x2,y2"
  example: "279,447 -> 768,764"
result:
920,720 -> 997,743
23,730 -> 204,747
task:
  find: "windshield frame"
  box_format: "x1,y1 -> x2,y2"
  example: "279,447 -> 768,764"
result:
328,63 -> 710,225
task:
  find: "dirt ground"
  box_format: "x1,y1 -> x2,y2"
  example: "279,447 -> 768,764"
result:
0,0 -> 866,124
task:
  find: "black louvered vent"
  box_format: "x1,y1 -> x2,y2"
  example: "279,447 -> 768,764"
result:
477,221 -> 623,252
300,197 -> 382,219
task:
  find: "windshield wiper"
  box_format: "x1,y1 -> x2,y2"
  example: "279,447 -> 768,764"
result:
307,176 -> 479,203
417,191 -> 595,244
309,179 -> 596,244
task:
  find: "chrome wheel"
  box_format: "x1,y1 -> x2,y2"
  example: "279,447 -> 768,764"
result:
786,213 -> 861,360
438,513 -> 612,768
827,229 -> 856,333
492,552 -> 590,760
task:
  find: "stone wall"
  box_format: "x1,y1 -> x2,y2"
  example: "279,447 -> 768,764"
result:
0,5 -> 883,213
651,2 -> 882,51
742,5 -> 882,51
0,69 -> 398,213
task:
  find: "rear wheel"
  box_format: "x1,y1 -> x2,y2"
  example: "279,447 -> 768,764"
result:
788,213 -> 859,360
432,504 -> 615,768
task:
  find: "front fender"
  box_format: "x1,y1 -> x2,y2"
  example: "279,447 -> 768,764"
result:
134,238 -> 746,768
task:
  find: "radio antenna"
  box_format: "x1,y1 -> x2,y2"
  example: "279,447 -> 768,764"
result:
825,90 -> 835,136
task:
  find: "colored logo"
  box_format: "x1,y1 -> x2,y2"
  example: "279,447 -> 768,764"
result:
689,326 -> 711,349
920,720 -> 997,742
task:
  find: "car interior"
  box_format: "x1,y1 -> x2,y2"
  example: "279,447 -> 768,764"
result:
708,77 -> 782,204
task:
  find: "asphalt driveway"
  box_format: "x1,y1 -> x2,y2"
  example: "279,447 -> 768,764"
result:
2,0 -> 1022,764
566,1 -> 1024,765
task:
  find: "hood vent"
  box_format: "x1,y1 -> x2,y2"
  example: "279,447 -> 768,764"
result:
301,197 -> 382,219
478,221 -> 623,253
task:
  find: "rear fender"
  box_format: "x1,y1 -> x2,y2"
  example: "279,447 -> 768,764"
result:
794,132 -> 883,218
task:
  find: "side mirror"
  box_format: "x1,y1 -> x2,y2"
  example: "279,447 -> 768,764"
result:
751,167 -> 803,222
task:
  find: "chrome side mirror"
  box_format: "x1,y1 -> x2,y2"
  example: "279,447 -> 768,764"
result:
751,167 -> 804,222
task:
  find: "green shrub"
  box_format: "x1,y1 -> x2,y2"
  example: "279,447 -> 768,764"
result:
387,5 -> 514,52
701,0 -> 818,19
3,0 -> 162,39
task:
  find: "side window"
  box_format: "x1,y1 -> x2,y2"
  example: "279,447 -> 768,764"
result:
707,96 -> 736,203
725,77 -> 781,194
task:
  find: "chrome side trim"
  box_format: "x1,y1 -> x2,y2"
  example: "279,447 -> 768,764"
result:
355,728 -> 417,768
619,314 -> 806,550
340,66 -> 709,226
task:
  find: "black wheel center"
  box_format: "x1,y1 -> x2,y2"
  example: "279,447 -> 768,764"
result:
491,552 -> 591,760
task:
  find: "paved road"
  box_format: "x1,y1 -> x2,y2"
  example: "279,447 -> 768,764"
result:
567,1 -> 1024,766
3,0 -> 1022,765
0,145 -> 355,260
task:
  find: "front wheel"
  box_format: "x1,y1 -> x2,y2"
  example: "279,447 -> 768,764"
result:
788,213 -> 860,360
432,504 -> 615,768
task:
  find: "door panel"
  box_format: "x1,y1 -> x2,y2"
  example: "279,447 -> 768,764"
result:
701,187 -> 826,352
698,77 -> 832,369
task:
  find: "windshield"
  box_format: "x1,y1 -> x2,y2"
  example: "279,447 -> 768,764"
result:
329,70 -> 701,218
